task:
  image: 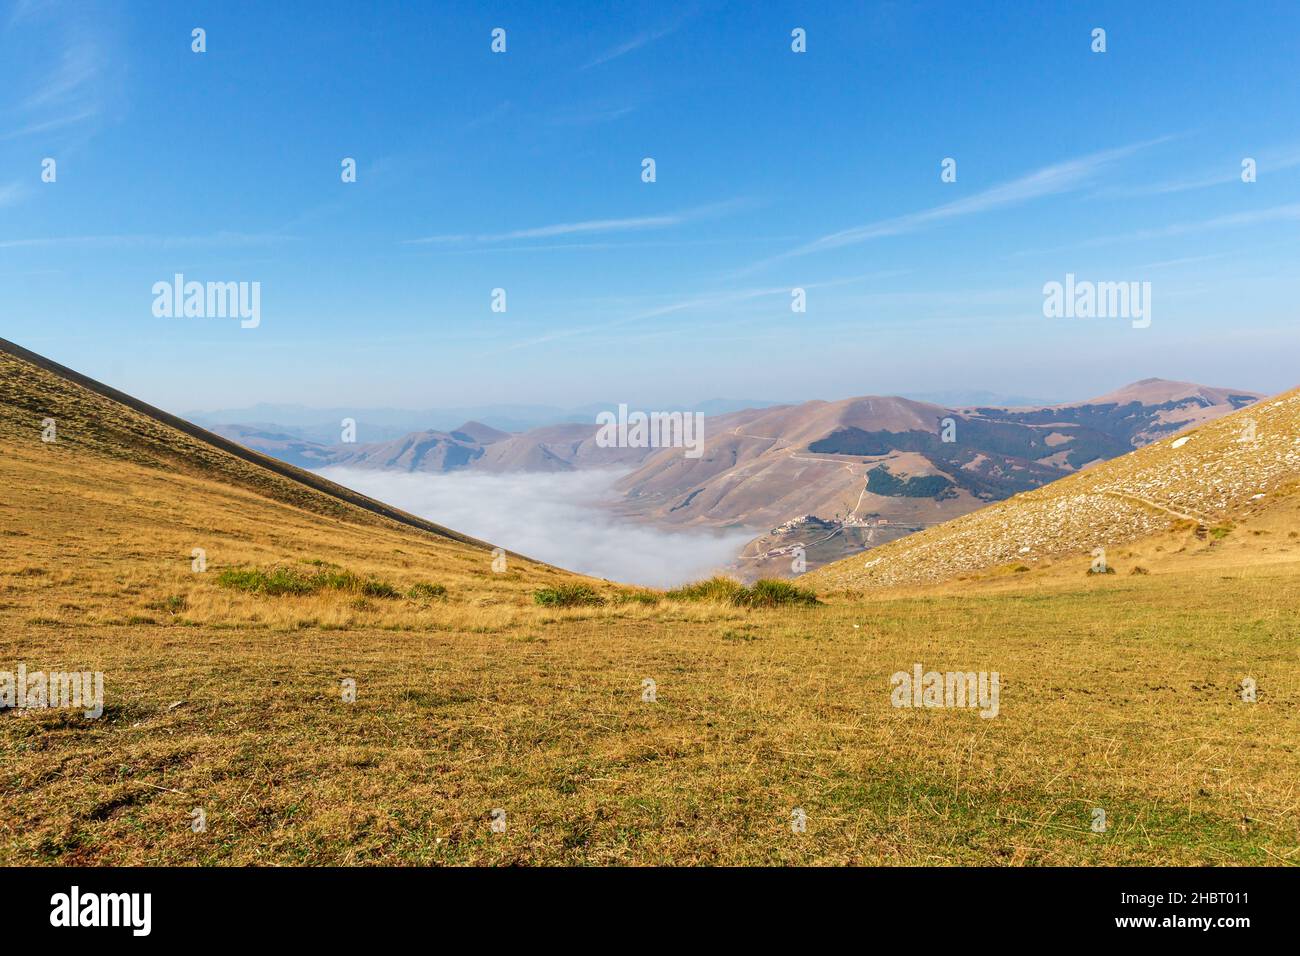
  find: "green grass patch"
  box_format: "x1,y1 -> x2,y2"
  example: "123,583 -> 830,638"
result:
359,579 -> 402,599
665,576 -> 744,603
613,590 -> 660,606
407,582 -> 448,602
532,584 -> 606,608
216,565 -> 403,599
735,579 -> 820,607
666,576 -> 819,607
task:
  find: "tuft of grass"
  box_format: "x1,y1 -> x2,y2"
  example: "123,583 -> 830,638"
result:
407,582 -> 448,602
533,584 -> 606,608
665,576 -> 744,603
144,594 -> 188,614
216,565 -> 402,599
1130,566 -> 1150,575
613,590 -> 660,606
216,566 -> 319,596
359,579 -> 402,599
667,576 -> 819,607
734,579 -> 820,607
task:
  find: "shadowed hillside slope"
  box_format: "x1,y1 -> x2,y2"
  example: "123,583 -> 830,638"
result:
807,385 -> 1300,591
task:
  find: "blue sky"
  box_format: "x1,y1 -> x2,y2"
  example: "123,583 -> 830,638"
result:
4,0 -> 1300,412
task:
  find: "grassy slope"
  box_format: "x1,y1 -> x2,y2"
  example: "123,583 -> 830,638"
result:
1,345 -> 1297,865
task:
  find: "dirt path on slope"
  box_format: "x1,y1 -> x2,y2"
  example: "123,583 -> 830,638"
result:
1100,490 -> 1206,524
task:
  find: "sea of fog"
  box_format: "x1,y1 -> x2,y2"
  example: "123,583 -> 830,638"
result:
317,467 -> 754,588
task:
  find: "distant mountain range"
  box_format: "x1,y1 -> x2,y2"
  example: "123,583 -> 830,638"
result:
613,379 -> 1261,578
189,398 -> 778,443
188,392 -> 1061,442
204,379 -> 1263,579
208,419 -> 657,472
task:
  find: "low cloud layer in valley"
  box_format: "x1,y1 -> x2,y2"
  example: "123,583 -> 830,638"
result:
317,467 -> 753,588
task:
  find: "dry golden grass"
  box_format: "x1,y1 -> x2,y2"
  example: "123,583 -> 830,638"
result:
2,342 -> 1298,865
4,564 -> 1298,865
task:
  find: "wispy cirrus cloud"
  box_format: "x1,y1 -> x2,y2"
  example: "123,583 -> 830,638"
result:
0,109 -> 98,142
736,137 -> 1170,275
502,286 -> 784,352
581,21 -> 685,70
404,199 -> 749,246
547,104 -> 637,126
505,269 -> 904,351
1092,144 -> 1300,199
1008,201 -> 1300,259
3,3 -> 120,146
22,38 -> 100,111
1075,201 -> 1300,248
409,233 -> 800,258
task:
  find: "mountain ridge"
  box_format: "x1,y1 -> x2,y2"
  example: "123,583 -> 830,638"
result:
612,380 -> 1263,578
805,384 -> 1300,591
